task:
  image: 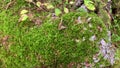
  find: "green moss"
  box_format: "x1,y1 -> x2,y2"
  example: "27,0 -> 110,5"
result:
0,1 -> 108,67
11,12 -> 108,67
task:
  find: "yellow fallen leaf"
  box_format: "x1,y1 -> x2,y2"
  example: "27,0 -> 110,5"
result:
36,1 -> 41,7
64,7 -> 69,13
20,9 -> 28,15
46,4 -> 54,9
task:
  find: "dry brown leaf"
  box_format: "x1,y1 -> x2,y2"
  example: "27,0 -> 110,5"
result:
58,21 -> 66,30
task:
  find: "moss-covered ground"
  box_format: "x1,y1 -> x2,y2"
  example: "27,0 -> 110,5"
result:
0,0 -> 120,68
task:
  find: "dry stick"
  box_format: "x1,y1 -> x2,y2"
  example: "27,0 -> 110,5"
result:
5,0 -> 15,10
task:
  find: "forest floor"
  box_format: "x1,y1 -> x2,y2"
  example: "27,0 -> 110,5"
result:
0,0 -> 120,68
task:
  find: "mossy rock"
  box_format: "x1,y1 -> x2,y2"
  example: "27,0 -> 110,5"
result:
20,12 -> 107,67
0,11 -> 108,67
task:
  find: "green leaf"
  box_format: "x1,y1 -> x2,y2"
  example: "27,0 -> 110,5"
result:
64,7 -> 69,13
84,0 -> 95,11
55,8 -> 62,16
20,9 -> 28,15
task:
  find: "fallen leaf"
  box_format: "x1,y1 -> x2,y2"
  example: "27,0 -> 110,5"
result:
59,25 -> 67,30
36,1 -> 42,7
64,7 -> 69,13
46,4 -> 54,9
19,14 -> 28,22
58,21 -> 66,30
20,9 -> 28,15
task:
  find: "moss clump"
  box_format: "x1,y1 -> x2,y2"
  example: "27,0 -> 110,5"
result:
0,10 -> 108,67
